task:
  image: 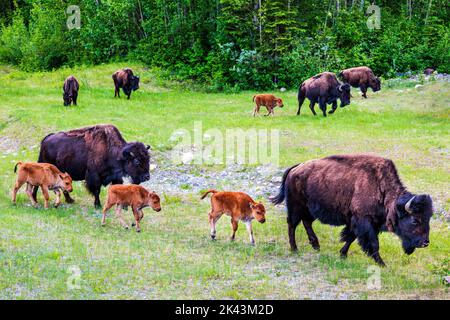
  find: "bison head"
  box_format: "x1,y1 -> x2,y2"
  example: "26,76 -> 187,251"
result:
276,98 -> 284,108
131,76 -> 140,91
63,93 -> 72,106
121,142 -> 150,184
146,191 -> 161,212
338,83 -> 351,108
250,202 -> 266,223
370,77 -> 381,92
394,194 -> 433,255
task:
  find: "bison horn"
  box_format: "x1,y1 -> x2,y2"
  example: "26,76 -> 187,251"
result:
130,152 -> 135,158
405,196 -> 415,214
338,85 -> 343,92
146,145 -> 151,150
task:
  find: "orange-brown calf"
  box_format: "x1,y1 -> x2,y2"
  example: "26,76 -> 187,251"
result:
12,162 -> 73,208
102,184 -> 161,232
201,190 -> 266,245
252,94 -> 284,116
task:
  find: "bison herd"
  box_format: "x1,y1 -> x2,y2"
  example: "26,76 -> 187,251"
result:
11,66 -> 435,267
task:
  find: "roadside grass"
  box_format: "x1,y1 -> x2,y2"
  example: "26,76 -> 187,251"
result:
0,63 -> 448,299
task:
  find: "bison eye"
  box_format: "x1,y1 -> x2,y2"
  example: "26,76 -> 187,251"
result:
133,159 -> 140,165
412,218 -> 420,225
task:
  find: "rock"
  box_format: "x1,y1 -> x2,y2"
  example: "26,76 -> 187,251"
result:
280,87 -> 286,92
444,276 -> 450,285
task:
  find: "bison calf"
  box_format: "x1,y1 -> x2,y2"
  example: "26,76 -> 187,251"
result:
201,190 -> 266,245
102,184 -> 161,232
271,154 -> 433,266
252,94 -> 284,116
63,76 -> 79,106
12,162 -> 73,208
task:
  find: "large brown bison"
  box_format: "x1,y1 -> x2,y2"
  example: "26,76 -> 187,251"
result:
63,76 -> 79,106
271,154 -> 433,266
112,68 -> 140,99
33,124 -> 151,208
338,66 -> 381,98
297,72 -> 351,117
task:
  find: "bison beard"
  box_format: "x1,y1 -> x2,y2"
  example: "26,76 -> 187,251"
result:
33,124 -> 150,208
271,154 -> 433,266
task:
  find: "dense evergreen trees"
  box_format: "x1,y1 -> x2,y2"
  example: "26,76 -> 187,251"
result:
1,0 -> 448,90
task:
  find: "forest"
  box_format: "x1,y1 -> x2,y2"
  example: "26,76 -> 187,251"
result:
0,0 -> 449,90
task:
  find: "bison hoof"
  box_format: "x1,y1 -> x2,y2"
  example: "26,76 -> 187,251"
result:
210,235 -> 216,240
136,229 -> 141,233
312,244 -> 320,251
131,222 -> 136,227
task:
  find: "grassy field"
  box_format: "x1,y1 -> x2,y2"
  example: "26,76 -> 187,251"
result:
0,63 -> 449,299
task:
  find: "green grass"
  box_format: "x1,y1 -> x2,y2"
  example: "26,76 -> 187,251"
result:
0,63 -> 449,299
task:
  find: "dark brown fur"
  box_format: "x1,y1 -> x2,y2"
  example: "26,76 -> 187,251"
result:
338,66 -> 381,98
112,68 -> 140,99
271,154 -> 433,266
63,76 -> 79,106
297,72 -> 351,117
201,190 -> 266,244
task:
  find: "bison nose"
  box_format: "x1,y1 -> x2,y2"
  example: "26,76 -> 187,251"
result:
421,240 -> 429,248
142,173 -> 150,181
260,218 -> 266,224
155,208 -> 161,212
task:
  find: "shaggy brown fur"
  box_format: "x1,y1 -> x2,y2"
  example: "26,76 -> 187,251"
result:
339,66 -> 381,98
271,154 -> 433,266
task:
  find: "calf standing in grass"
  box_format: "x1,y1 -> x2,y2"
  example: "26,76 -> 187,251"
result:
12,162 -> 73,208
102,184 -> 161,232
252,94 -> 284,116
201,190 -> 266,245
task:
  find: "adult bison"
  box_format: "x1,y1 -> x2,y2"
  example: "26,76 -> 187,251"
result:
112,68 -> 140,99
33,124 -> 150,208
338,66 -> 381,98
271,154 -> 433,266
297,72 -> 351,117
63,76 -> 79,106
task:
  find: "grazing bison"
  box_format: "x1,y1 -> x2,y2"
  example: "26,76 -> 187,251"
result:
201,190 -> 266,245
63,76 -> 79,106
112,68 -> 140,99
13,162 -> 73,209
424,68 -> 435,76
338,66 -> 381,98
33,124 -> 150,208
102,184 -> 161,232
252,94 -> 284,116
297,72 -> 351,117
271,154 -> 433,266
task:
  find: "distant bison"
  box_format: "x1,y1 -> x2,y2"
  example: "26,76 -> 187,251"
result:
297,72 -> 351,117
112,68 -> 140,99
63,76 -> 79,106
252,94 -> 284,116
34,124 -> 150,208
271,154 -> 433,266
339,66 -> 381,98
424,68 -> 435,76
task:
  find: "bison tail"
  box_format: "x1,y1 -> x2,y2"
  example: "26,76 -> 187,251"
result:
252,95 -> 256,102
270,164 -> 300,205
201,189 -> 218,200
14,161 -> 23,173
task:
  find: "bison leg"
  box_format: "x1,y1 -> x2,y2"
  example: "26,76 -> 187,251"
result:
54,190 -> 61,208
115,205 -> 129,230
244,221 -> 255,245
308,100 -> 317,116
355,220 -> 386,266
132,207 -> 141,232
328,101 -> 338,114
101,201 -> 114,226
302,220 -> 320,251
230,219 -> 238,241
86,171 -> 102,208
32,185 -> 39,202
63,190 -> 75,204
318,97 -> 327,117
41,185 -> 50,209
12,179 -> 25,204
360,85 -> 368,98
208,211 -> 221,240
339,225 -> 356,258
287,207 -> 302,252
73,94 -> 77,106
252,104 -> 260,117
